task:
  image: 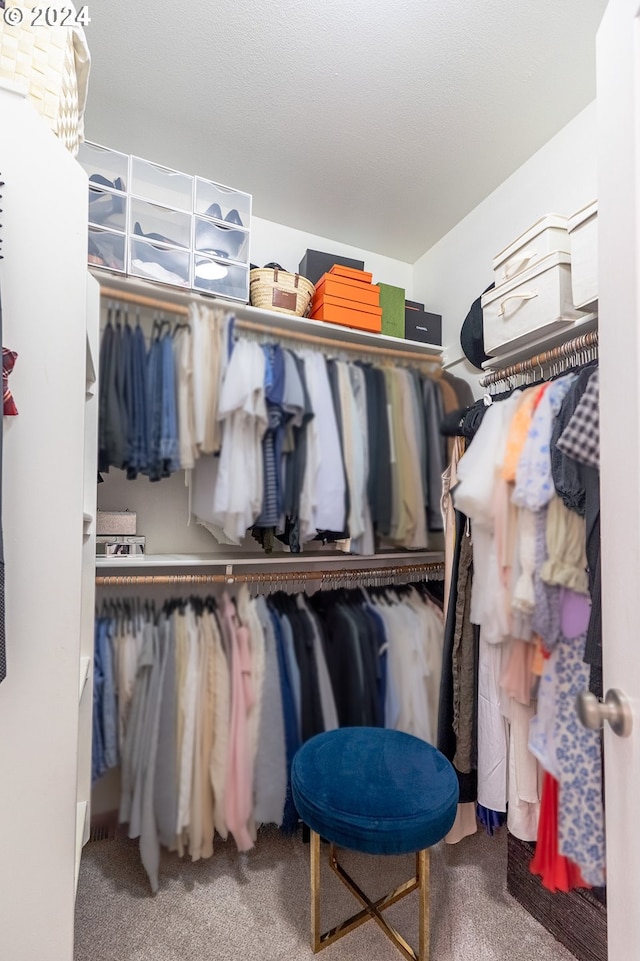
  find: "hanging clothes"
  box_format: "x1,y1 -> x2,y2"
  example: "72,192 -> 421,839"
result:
438,360 -> 604,890
94,578 -> 445,892
97,310 -> 448,554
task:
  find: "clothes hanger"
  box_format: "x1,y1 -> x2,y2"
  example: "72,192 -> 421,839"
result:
172,318 -> 190,336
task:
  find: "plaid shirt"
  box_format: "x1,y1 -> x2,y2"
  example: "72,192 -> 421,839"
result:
556,367 -> 599,469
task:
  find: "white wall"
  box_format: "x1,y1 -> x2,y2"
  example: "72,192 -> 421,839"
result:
251,215 -> 413,293
411,101 -> 598,389
0,86 -> 88,961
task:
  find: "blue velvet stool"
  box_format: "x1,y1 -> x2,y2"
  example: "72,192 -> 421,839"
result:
291,727 -> 459,961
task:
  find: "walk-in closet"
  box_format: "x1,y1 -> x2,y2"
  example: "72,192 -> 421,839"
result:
1,2 -> 639,961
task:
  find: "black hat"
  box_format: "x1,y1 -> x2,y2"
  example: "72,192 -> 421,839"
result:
460,284 -> 494,370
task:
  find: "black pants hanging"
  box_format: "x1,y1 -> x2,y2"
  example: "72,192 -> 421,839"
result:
437,507 -> 477,803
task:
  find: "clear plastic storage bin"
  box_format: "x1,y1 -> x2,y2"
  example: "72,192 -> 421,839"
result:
129,237 -> 190,288
78,141 -> 129,192
88,227 -> 126,273
192,254 -> 249,301
194,177 -> 251,230
130,157 -> 194,211
88,186 -> 127,232
194,215 -> 249,262
130,198 -> 192,249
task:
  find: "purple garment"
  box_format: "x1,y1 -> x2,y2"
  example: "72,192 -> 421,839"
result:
532,507 -> 561,649
560,589 -> 591,639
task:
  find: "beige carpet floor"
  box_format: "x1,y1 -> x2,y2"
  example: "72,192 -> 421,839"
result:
74,826 -> 575,960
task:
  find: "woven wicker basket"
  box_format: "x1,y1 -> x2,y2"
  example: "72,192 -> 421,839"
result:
250,267 -> 315,316
0,1 -> 90,155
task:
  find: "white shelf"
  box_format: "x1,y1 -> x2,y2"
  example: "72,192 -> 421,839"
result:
75,800 -> 88,891
83,513 -> 93,538
481,311 -> 597,371
96,550 -> 444,571
78,656 -> 91,701
91,271 -> 443,359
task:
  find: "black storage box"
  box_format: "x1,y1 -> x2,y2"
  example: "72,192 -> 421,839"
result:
405,299 -> 425,311
405,308 -> 442,345
299,249 -> 365,285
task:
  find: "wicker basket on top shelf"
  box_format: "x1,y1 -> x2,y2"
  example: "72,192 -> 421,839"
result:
250,266 -> 315,316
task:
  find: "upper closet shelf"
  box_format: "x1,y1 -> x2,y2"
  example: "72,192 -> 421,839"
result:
95,550 -> 444,572
91,271 -> 443,360
481,311 -> 597,370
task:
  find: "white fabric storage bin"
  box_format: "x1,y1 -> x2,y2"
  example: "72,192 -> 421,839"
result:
493,214 -> 571,285
482,251 -> 583,356
568,201 -> 598,309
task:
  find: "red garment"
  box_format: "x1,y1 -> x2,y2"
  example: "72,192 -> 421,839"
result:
530,772 -> 591,893
532,381 -> 551,412
3,347 -> 17,416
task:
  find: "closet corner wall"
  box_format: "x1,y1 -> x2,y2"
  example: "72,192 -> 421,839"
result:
78,275 -> 100,864
0,83 -> 97,961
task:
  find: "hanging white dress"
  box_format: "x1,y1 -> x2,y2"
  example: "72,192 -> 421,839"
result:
453,393 -> 523,812
192,338 -> 267,545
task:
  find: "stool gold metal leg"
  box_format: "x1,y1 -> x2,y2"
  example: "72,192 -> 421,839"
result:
308,831 -> 430,961
311,830 -> 321,953
418,848 -> 430,961
331,856 -> 416,961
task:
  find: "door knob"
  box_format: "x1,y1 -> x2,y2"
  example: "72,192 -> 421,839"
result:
576,688 -> 633,738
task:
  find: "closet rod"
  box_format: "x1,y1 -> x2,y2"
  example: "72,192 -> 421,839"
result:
480,330 -> 598,388
98,285 -> 441,365
95,561 -> 445,588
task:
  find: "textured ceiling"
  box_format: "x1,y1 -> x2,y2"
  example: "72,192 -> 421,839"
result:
83,0 -> 606,262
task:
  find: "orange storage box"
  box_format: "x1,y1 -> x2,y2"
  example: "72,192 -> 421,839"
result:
329,264 -> 374,284
312,293 -> 382,317
310,300 -> 382,333
314,278 -> 381,307
317,271 -> 378,294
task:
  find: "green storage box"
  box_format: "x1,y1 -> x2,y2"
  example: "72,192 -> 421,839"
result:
378,283 -> 405,339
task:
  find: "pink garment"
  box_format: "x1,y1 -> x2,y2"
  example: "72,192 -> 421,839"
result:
223,593 -> 256,852
500,638 -> 536,706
